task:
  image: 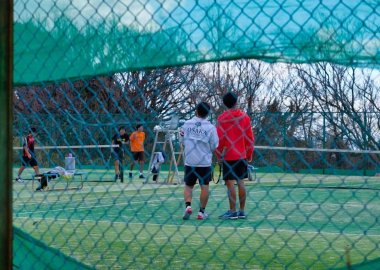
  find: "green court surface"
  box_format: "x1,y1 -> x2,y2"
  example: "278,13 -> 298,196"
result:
13,169 -> 380,269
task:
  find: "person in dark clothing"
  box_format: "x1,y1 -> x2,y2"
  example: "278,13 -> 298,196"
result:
112,126 -> 129,182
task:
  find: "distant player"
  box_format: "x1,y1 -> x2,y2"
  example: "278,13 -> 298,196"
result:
181,102 -> 219,220
16,127 -> 40,183
112,126 -> 129,182
129,124 -> 146,179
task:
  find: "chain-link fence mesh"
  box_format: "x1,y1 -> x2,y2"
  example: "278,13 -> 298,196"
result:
12,1 -> 380,269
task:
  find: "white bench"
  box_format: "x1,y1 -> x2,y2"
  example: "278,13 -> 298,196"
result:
32,171 -> 87,191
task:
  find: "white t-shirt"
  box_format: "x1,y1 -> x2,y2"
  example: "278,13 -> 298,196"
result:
180,116 -> 219,167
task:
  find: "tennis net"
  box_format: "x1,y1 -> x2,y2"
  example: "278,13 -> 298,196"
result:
252,146 -> 380,190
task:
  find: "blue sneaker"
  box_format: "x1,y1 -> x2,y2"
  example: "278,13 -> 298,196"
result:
238,211 -> 247,219
218,210 -> 238,220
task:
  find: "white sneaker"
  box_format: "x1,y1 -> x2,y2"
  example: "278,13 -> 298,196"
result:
16,176 -> 24,183
182,206 -> 192,220
197,212 -> 209,220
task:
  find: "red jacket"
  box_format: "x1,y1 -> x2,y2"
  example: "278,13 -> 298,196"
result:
216,109 -> 254,161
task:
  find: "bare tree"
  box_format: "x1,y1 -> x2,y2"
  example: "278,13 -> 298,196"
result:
294,63 -> 380,151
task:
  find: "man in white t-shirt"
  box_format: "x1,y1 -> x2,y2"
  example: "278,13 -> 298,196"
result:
180,102 -> 219,220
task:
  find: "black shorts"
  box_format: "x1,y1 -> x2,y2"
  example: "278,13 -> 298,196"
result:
22,156 -> 38,167
132,151 -> 144,161
112,151 -> 124,161
184,166 -> 212,186
223,160 -> 248,181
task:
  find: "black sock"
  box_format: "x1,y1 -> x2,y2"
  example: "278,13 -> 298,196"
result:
185,202 -> 191,208
199,208 -> 205,213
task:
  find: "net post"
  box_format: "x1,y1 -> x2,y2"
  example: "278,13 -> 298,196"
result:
345,245 -> 352,270
0,0 -> 13,269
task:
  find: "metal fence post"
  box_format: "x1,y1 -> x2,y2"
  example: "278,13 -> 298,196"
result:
0,0 -> 13,269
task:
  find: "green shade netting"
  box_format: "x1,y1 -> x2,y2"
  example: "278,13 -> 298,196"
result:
333,257 -> 380,270
13,226 -> 92,270
14,0 -> 380,84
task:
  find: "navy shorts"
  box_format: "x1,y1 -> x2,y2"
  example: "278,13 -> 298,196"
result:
223,160 -> 248,181
184,166 -> 212,186
22,156 -> 38,167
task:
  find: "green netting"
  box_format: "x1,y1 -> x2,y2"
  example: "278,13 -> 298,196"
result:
14,0 -> 380,84
333,257 -> 380,270
13,226 -> 92,270
11,1 -> 380,270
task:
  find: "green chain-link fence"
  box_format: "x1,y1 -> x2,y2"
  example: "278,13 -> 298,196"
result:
11,0 -> 380,269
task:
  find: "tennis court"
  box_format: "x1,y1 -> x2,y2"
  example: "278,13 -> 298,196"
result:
13,170 -> 380,269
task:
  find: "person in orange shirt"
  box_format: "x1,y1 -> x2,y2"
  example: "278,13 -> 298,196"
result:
129,124 -> 146,179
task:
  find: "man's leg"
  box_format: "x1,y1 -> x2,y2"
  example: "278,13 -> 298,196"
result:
114,160 -> 119,175
139,160 -> 144,178
130,153 -> 135,170
218,180 -> 239,219
119,158 -> 124,182
184,185 -> 193,205
129,157 -> 135,178
183,184 -> 194,220
237,180 -> 246,211
225,180 -> 237,212
17,165 -> 25,177
32,166 -> 40,175
114,159 -> 120,181
183,166 -> 195,220
199,185 -> 209,209
197,184 -> 210,220
16,165 -> 26,182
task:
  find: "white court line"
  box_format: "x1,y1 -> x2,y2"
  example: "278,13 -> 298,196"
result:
13,189 -> 380,210
14,216 -> 380,238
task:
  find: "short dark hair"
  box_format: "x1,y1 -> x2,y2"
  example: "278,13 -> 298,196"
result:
135,124 -> 142,130
196,102 -> 211,118
222,92 -> 238,108
118,126 -> 125,131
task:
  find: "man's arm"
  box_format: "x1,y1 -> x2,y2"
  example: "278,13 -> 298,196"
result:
111,136 -> 116,152
215,124 -> 225,160
123,134 -> 129,144
244,116 -> 255,162
23,138 -> 31,158
210,126 -> 219,152
130,132 -> 136,142
23,145 -> 31,158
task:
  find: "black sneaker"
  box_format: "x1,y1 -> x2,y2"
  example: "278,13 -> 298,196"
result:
129,172 -> 133,178
114,174 -> 119,182
139,174 -> 145,179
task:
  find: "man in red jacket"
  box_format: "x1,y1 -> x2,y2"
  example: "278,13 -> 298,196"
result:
216,92 -> 254,219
